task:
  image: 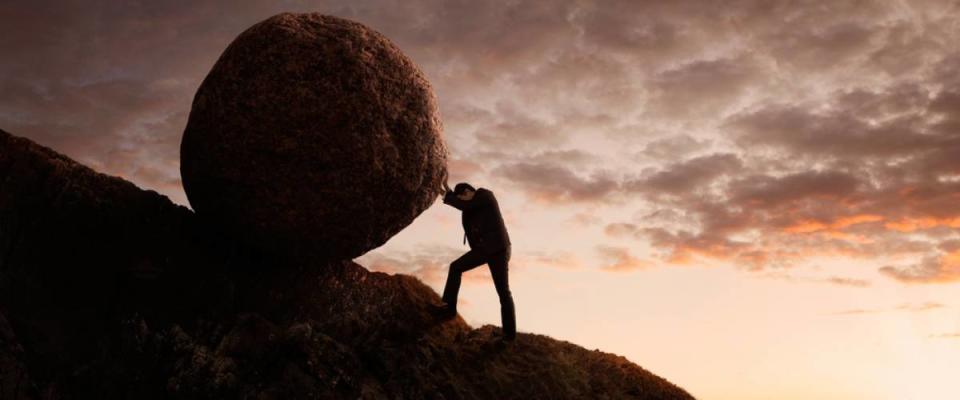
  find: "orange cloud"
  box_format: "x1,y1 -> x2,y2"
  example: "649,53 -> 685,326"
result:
783,214 -> 884,233
884,217 -> 960,232
822,231 -> 874,244
829,302 -> 946,316
596,245 -> 651,272
879,249 -> 960,283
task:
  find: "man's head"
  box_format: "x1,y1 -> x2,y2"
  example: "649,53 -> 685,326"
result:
454,182 -> 476,200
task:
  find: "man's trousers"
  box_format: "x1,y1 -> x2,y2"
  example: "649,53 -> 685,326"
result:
441,246 -> 515,339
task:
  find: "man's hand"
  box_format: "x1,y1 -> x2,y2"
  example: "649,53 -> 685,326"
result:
441,171 -> 451,192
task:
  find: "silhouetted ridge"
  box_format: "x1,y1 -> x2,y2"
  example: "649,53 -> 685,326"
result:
0,129 -> 693,399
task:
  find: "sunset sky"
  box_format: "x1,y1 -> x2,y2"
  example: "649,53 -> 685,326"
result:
3,1 -> 960,398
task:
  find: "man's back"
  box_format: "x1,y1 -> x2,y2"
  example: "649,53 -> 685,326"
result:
444,187 -> 511,254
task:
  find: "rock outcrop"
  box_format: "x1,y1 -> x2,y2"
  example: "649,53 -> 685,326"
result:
180,13 -> 448,261
0,129 -> 693,399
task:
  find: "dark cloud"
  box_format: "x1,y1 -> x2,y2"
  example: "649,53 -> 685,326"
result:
648,56 -> 760,117
472,105 -> 567,151
625,153 -> 742,197
493,162 -> 619,204
765,22 -> 878,72
0,0 -> 273,206
639,135 -> 711,160
726,170 -> 865,211
728,100 -> 945,162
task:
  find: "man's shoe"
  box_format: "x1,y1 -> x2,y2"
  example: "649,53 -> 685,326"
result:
493,335 -> 515,348
431,303 -> 457,320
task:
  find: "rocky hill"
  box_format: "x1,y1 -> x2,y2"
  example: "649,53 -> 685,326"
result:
0,129 -> 693,399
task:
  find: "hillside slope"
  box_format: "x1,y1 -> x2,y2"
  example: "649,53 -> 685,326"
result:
0,129 -> 693,399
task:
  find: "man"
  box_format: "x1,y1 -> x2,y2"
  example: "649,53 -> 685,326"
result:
436,177 -> 515,342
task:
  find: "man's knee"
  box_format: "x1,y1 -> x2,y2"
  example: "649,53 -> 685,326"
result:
449,261 -> 465,273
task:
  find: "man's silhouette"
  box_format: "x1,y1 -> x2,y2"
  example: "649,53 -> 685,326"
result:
436,178 -> 515,342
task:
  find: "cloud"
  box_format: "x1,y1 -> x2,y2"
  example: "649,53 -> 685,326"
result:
647,56 -> 760,117
604,222 -> 641,238
596,245 -> 650,272
446,157 -> 485,185
625,153 -> 742,197
764,22 -> 878,72
357,245 -> 469,286
821,276 -> 872,288
639,135 -> 711,160
929,332 -> 960,339
829,309 -> 875,316
358,244 -> 579,286
520,250 -> 583,270
828,302 -> 947,316
895,302 -> 947,312
728,101 -> 944,162
879,250 -> 960,284
569,212 -> 603,227
757,272 -> 872,287
472,106 -> 567,151
493,161 -> 620,204
726,170 -> 866,211
611,47 -> 960,279
527,149 -> 600,165
640,226 -> 762,268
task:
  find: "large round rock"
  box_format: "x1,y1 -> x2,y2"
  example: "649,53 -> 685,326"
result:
181,13 -> 447,261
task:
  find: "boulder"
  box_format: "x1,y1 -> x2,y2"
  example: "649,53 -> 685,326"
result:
180,13 -> 447,261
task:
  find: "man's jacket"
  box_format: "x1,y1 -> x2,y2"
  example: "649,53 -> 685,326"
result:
443,188 -> 511,254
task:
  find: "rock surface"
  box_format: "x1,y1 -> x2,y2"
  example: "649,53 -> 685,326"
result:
0,129 -> 693,399
180,13 -> 448,261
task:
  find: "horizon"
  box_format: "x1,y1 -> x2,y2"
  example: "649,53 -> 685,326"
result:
2,1 -> 959,398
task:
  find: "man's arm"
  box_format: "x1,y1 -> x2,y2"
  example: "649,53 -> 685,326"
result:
442,190 -> 461,210
443,189 -> 490,211
438,171 -> 459,208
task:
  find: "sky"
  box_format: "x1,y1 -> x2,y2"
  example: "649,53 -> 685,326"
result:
2,1 -> 959,398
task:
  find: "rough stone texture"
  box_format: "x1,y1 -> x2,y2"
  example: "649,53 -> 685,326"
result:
180,13 -> 448,261
0,129 -> 693,399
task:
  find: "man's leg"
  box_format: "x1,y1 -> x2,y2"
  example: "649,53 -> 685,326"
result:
441,249 -> 486,311
488,246 -> 516,340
